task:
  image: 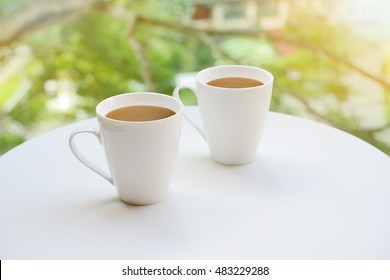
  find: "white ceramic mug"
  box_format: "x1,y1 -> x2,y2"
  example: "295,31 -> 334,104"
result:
173,65 -> 273,165
69,92 -> 183,205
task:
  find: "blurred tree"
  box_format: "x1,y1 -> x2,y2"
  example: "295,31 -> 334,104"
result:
0,0 -> 389,155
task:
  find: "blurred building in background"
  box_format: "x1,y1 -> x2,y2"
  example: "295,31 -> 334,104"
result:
189,0 -> 289,31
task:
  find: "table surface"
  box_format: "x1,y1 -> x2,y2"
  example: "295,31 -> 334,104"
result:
1,107 -> 390,260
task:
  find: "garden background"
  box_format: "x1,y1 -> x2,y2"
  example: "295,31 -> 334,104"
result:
1,0 -> 389,155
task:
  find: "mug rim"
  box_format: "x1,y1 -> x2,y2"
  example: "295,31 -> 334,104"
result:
96,92 -> 183,125
195,65 -> 274,89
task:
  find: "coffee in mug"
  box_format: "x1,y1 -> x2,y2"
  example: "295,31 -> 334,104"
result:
173,65 -> 273,165
69,92 -> 183,205
106,105 -> 176,122
206,77 -> 263,88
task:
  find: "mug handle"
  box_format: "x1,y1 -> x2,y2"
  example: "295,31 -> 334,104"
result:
173,82 -> 207,141
69,127 -> 113,184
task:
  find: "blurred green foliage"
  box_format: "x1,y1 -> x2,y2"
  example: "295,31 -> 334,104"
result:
1,0 -> 389,155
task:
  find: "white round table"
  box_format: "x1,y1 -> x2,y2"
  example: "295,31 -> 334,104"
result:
1,107 -> 389,259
